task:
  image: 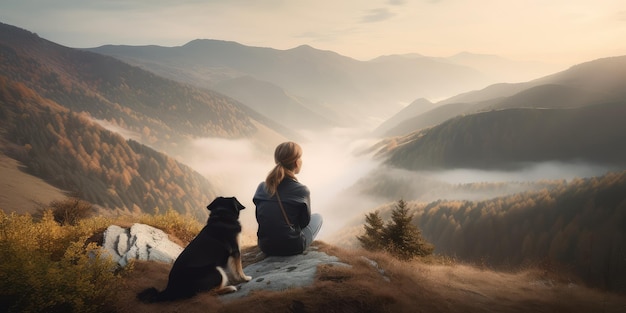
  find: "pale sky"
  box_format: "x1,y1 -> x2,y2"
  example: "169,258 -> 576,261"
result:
2,0 -> 626,66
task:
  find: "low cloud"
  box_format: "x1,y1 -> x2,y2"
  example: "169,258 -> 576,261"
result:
426,161 -> 616,184
91,118 -> 141,142
361,8 -> 395,23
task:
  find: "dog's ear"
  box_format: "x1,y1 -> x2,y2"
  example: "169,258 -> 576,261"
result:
232,197 -> 245,211
206,196 -> 226,212
206,197 -> 246,212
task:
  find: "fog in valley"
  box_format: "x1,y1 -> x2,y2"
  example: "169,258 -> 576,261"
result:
175,128 -> 381,241
174,127 -> 617,242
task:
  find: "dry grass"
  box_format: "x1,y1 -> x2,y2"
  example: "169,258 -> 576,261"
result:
0,154 -> 67,214
112,242 -> 626,313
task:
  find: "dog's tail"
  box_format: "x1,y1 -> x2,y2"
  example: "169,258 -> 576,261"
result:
138,287 -> 192,303
137,287 -> 164,303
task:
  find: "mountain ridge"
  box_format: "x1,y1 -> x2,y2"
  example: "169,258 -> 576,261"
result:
382,102 -> 626,171
0,22 -> 298,218
380,55 -> 626,136
0,22 -> 299,153
86,37 -> 556,128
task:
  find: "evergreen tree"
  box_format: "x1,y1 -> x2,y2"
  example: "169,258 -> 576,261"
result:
357,211 -> 385,251
358,199 -> 434,260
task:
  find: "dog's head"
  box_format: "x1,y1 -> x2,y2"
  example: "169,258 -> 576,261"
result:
206,196 -> 245,220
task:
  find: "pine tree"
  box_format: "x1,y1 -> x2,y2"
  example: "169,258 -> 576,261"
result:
357,211 -> 385,251
357,199 -> 434,260
383,199 -> 434,260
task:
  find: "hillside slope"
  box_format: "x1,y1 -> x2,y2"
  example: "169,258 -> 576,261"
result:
211,75 -> 338,130
116,243 -> 626,313
385,55 -> 626,136
0,77 -> 218,220
0,22 -> 294,154
383,102 -> 626,171
0,154 -> 66,214
336,170 -> 626,292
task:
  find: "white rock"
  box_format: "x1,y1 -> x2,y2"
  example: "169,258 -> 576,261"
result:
100,223 -> 183,267
101,225 -> 127,263
222,250 -> 350,300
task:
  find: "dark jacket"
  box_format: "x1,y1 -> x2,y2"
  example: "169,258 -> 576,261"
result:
253,178 -> 311,256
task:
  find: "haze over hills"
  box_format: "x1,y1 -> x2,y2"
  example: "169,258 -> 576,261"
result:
444,55 -> 626,107
0,22 -> 295,217
211,75 -> 338,130
0,22 -> 294,156
379,55 -> 626,137
86,39 -> 558,129
444,51 -> 560,83
373,97 -> 436,136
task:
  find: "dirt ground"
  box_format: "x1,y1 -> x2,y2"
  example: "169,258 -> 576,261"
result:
114,243 -> 626,313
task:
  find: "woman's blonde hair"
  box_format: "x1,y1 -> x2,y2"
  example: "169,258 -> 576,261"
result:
265,141 -> 302,195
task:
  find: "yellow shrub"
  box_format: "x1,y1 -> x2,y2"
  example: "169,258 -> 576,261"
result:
0,210 -> 125,313
0,206 -> 203,312
137,208 -> 203,244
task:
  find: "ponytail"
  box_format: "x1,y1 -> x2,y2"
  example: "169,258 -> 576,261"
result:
265,142 -> 302,195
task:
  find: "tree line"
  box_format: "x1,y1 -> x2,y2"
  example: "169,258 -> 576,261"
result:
386,104 -> 626,171
1,76 -> 217,221
0,31 -> 258,155
382,170 -> 626,291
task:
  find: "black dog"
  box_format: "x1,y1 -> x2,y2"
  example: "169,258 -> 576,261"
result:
138,196 -> 252,302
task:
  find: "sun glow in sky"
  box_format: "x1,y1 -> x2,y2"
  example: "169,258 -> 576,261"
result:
2,0 -> 625,66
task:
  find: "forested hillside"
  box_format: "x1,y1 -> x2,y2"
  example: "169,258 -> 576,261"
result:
383,102 -> 626,170
0,76 -> 217,220
344,170 -> 626,291
417,170 -> 626,290
0,22 -> 288,155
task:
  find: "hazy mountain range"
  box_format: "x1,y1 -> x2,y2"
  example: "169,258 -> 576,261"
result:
375,56 -> 626,171
377,56 -> 626,136
86,39 -> 560,129
0,22 -> 288,217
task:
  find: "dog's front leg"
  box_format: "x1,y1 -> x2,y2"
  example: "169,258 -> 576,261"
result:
228,234 -> 251,282
228,254 -> 252,282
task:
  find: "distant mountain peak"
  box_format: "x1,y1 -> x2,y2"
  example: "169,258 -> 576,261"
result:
293,44 -> 315,50
410,97 -> 433,105
370,53 -> 425,62
286,44 -> 344,58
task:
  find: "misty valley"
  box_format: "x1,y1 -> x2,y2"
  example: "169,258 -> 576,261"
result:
1,21 -> 626,311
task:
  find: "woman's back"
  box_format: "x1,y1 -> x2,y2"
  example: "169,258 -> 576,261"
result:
254,179 -> 311,255
253,141 -> 322,256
